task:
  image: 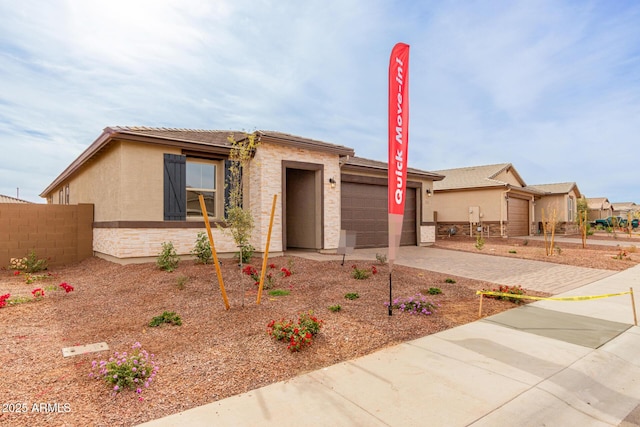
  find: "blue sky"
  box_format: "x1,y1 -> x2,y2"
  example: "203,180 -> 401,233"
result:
1,0 -> 639,203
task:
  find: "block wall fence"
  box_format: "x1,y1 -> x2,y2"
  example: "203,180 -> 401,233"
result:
0,204 -> 94,268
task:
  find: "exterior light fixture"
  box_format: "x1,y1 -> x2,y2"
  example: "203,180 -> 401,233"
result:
425,188 -> 432,197
329,177 -> 336,188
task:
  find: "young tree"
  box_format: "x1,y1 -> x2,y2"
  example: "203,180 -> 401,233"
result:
541,207 -> 558,256
220,133 -> 260,263
576,197 -> 589,248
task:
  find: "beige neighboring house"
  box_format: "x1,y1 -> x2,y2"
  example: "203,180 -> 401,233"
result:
612,202 -> 638,217
432,163 -> 541,237
526,182 -> 582,235
0,194 -> 32,204
586,197 -> 613,221
40,126 -> 442,263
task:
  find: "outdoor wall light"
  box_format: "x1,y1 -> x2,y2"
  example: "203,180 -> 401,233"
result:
425,188 -> 432,196
329,177 -> 336,188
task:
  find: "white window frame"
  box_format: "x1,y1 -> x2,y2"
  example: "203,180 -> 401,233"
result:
185,158 -> 221,219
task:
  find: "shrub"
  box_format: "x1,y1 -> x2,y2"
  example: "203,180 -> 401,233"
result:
89,342 -> 158,397
426,287 -> 442,295
483,285 -> 526,304
268,289 -> 290,296
344,292 -> 359,300
149,311 -> 182,327
267,311 -> 323,352
444,278 -> 456,284
351,264 -> 377,279
386,293 -> 438,315
508,250 -> 517,254
375,253 -> 387,265
474,236 -> 485,250
328,304 -> 341,312
191,232 -> 212,264
176,275 -> 188,290
236,244 -> 254,264
11,250 -> 48,273
157,242 -> 179,272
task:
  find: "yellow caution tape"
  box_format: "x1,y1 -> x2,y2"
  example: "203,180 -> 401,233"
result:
476,290 -> 631,302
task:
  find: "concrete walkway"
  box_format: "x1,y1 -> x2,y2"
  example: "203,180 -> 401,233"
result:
138,247 -> 640,427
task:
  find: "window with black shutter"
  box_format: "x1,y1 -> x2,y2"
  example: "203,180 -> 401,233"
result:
163,154 -> 186,220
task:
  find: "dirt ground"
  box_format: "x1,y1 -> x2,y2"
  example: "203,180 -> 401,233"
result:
0,236 -> 636,426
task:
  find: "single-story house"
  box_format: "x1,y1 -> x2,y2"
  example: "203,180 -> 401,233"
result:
612,202 -> 638,217
0,194 -> 32,204
586,197 -> 613,221
40,126 -> 443,263
432,163 -> 542,237
526,182 -> 582,234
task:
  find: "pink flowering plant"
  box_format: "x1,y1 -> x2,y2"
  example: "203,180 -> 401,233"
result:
386,293 -> 439,315
267,311 -> 323,352
89,342 -> 158,398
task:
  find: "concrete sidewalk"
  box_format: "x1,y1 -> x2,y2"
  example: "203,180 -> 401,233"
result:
138,250 -> 640,427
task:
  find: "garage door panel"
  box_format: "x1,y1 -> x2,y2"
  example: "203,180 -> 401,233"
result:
341,182 -> 416,248
508,197 -> 529,236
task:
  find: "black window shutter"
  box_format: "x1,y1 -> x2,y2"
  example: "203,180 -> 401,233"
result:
164,154 -> 186,220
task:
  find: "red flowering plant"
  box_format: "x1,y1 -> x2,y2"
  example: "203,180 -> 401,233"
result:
0,293 -> 10,308
482,285 -> 526,304
280,267 -> 292,278
242,265 -> 260,285
351,264 -> 378,280
59,282 -> 74,293
31,288 -> 45,299
267,311 -> 323,352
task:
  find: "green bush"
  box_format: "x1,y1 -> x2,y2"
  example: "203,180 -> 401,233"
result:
157,242 -> 179,272
344,292 -> 359,300
268,289 -> 290,296
149,311 -> 182,327
426,287 -> 442,295
191,232 -> 212,264
328,304 -> 342,312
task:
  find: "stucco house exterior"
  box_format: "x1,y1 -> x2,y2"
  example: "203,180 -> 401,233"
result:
432,163 -> 541,237
612,202 -> 638,217
41,126 -> 442,263
586,197 -> 613,221
527,182 -> 582,234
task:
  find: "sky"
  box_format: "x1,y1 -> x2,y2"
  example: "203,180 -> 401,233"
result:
1,0 -> 639,204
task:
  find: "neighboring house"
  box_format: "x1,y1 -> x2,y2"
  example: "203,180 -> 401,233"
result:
612,202 -> 638,217
40,126 -> 442,263
0,194 -> 32,204
586,197 -> 613,222
526,182 -> 582,235
432,163 -> 541,237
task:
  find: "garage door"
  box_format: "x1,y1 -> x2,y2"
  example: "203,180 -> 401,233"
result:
507,197 -> 529,236
341,182 -> 416,248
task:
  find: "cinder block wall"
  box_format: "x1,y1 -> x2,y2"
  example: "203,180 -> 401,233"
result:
0,204 -> 93,268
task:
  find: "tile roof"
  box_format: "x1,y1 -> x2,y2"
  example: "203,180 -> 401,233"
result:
527,182 -> 580,196
432,163 -> 517,190
0,194 -> 32,203
343,156 -> 444,180
586,197 -> 611,209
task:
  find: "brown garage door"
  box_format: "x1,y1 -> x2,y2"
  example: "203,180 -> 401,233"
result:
507,197 -> 529,236
341,182 -> 416,248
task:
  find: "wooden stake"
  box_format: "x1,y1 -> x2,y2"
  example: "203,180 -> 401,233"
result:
198,194 -> 229,310
478,293 -> 484,318
631,287 -> 637,326
257,194 -> 277,305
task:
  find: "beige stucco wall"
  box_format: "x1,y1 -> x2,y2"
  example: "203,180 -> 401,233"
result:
493,169 -> 524,187
57,141 -> 181,222
433,188 -> 505,222
535,190 -> 579,223
249,142 -> 342,252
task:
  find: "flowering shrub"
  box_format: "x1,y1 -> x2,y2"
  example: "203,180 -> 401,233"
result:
0,293 -> 9,308
351,264 -> 376,280
483,285 -> 526,304
242,265 -> 259,284
386,293 -> 438,315
613,249 -> 628,260
59,282 -> 74,293
280,267 -> 292,277
267,311 -> 323,352
31,288 -> 44,299
89,342 -> 158,398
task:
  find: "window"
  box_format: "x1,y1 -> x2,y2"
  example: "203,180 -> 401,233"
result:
59,189 -> 63,204
186,160 -> 217,218
65,185 -> 69,205
163,154 -> 225,221
568,197 -> 574,222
